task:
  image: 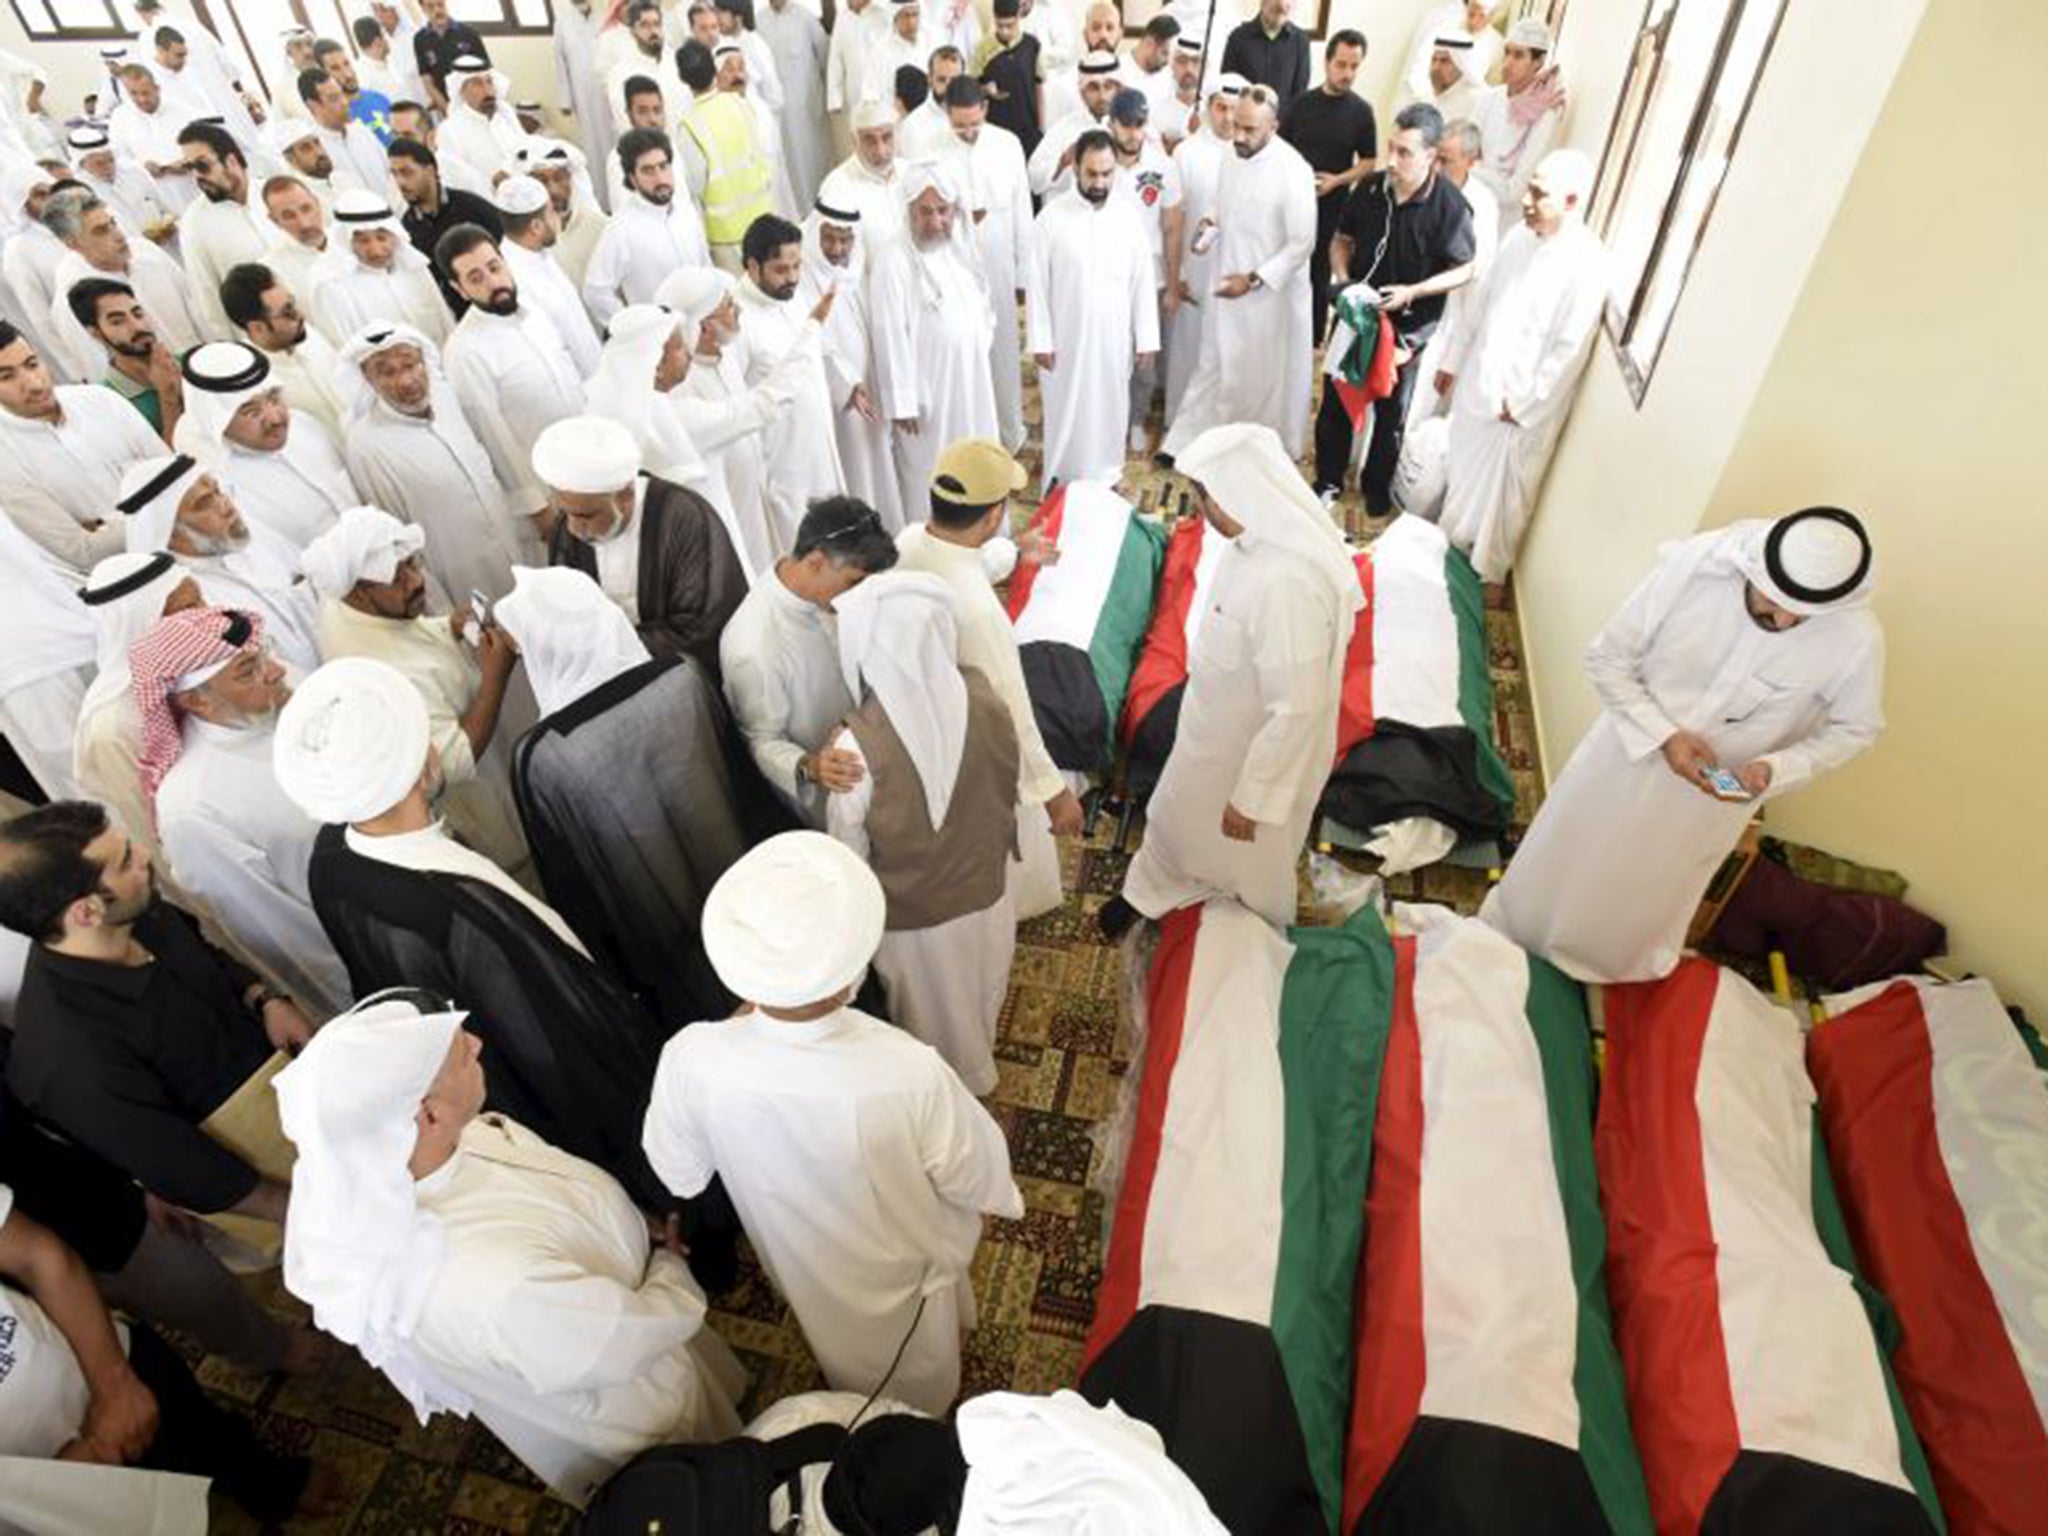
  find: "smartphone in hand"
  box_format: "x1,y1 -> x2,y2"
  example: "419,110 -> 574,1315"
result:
1700,765 -> 1753,801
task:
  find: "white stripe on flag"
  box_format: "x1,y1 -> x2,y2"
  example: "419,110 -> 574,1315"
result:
1367,516 -> 1461,729
1138,900 -> 1293,1325
1403,906 -> 1581,1448
1012,483 -> 1135,650
1697,971 -> 1910,1490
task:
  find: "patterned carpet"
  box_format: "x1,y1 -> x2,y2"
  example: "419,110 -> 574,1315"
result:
196,391 -> 1544,1533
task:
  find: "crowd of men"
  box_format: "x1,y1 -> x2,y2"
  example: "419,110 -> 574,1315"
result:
0,0 -> 1889,1527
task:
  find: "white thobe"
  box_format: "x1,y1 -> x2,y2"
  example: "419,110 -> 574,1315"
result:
256,332 -> 351,441
867,237 -> 997,517
1160,133 -> 1317,458
1482,526 -> 1886,982
443,303 -> 588,515
758,0 -> 831,208
581,194 -> 711,326
314,121 -> 392,196
824,2 -> 887,117
346,392 -> 528,602
859,28 -> 924,107
894,526 -> 1065,918
797,257 -> 903,530
260,235 -> 327,305
439,101 -> 531,180
718,570 -> 855,825
309,255 -> 451,347
826,726 -> 1017,1096
107,101 -> 199,215
817,158 -> 904,252
939,124 -> 1034,451
0,513 -> 95,802
1397,3 -> 1501,110
918,0 -> 980,61
216,413 -> 356,549
178,196 -> 267,337
1,226 -> 69,370
81,163 -> 174,243
410,1115 -> 746,1505
605,48 -> 692,136
180,532 -> 324,675
896,101 -> 952,164
502,239 -> 602,377
1164,126 -> 1228,423
0,387 -> 163,576
1408,175 -> 1499,426
1123,534 -> 1348,928
173,27 -> 264,151
44,246 -> 203,382
552,2 -> 618,209
554,203 -> 610,289
1437,222 -> 1606,583
669,341 -> 792,576
1469,85 -> 1564,227
643,1005 -> 1024,1416
735,28 -> 785,113
735,281 -> 843,555
154,719 -> 352,1018
1026,192 -> 1157,487
1025,109 -> 1110,200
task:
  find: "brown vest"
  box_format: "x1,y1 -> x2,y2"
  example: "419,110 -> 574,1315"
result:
846,668 -> 1021,931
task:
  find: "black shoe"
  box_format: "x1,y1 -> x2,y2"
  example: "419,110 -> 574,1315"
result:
1097,895 -> 1141,942
1152,451 -> 1175,470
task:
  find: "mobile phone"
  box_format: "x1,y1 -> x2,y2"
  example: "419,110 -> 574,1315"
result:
469,589 -> 492,627
1701,765 -> 1751,801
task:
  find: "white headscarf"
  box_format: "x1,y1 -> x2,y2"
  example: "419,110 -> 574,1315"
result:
299,506 -> 426,603
531,413 -> 643,495
702,830 -> 886,1008
1731,508 -> 1875,616
581,303 -> 708,485
800,195 -> 864,289
79,550 -> 190,717
654,267 -> 736,354
318,187 -> 433,279
1175,423 -> 1364,620
336,320 -> 446,424
273,993 -> 474,1424
954,1392 -> 1229,1535
273,656 -> 433,824
0,157 -> 50,239
0,512 -> 96,694
115,453 -> 206,555
172,341 -> 275,460
834,570 -> 967,828
897,159 -> 987,313
492,564 -> 651,717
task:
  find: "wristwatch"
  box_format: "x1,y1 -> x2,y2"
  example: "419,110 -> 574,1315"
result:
1247,272 -> 1265,290
247,983 -> 286,1014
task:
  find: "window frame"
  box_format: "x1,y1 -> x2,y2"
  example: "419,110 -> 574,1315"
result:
5,0 -> 129,41
1120,0 -> 1334,45
442,0 -> 555,38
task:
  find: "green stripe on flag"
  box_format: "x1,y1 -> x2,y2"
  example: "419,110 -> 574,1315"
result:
1808,1113 -> 1949,1533
1443,545 -> 1516,816
1524,958 -> 1655,1536
1274,904 -> 1398,1533
1088,515 -> 1167,763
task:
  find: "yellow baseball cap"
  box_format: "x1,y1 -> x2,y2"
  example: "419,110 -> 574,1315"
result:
930,437 -> 1027,507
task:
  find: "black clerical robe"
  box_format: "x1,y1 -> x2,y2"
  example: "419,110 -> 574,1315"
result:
547,475 -> 749,681
304,824 -> 669,1207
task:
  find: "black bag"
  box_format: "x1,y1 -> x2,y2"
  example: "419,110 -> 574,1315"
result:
578,1423 -> 845,1536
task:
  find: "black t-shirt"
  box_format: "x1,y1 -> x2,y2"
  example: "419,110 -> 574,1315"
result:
413,20 -> 490,92
1281,87 -> 1379,196
980,34 -> 1042,155
1335,168 -> 1476,344
404,186 -> 504,313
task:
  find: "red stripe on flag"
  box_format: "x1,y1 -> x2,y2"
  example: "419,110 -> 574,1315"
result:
1081,904 -> 1203,1375
1333,551 -> 1377,761
1809,982 -> 2048,1534
1004,482 -> 1065,622
1119,517 -> 1206,747
1597,959 -> 1743,1536
1343,933 -> 1424,1529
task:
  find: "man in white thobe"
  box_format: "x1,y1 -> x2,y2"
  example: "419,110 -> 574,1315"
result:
438,57 -> 533,179
606,1 -> 694,134
1469,18 -> 1566,224
1396,1 -> 1499,114
826,573 -> 1020,1095
737,214 -> 847,554
643,830 -> 1023,1416
1163,73 -> 1244,424
256,174 -> 333,303
578,301 -> 718,505
721,496 -> 898,825
862,0 -> 927,106
1436,149 -> 1607,585
797,196 -> 902,529
1113,423 -> 1360,932
757,0 -> 830,209
43,189 -> 202,383
174,340 -> 356,550
583,128 -> 712,326
867,163 -> 999,518
896,44 -> 963,161
1027,131 -> 1156,487
107,64 -> 202,218
1025,47 -> 1120,197
175,123 -> 269,339
342,323 -> 530,600
1160,85 -> 1316,460
217,262 -> 351,441
933,75 -> 1034,453
67,125 -> 176,247
513,139 -> 611,289
817,100 -> 908,254
0,326 -> 162,576
277,996 -> 744,1507
551,0 -> 617,209
310,189 -> 452,347
493,175 -> 602,376
1405,114 -> 1498,427
136,608 -> 352,1018
301,69 -> 392,196
438,227 -> 590,520
1,166 -> 74,376
0,513 -> 98,801
825,0 -> 888,155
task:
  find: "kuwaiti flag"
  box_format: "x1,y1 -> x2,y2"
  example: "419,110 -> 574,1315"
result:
1118,514 -> 1227,798
1345,904 -> 1651,1536
1808,976 -> 2048,1535
1599,959 -> 1945,1535
1321,514 -> 1514,850
1004,481 -> 1165,774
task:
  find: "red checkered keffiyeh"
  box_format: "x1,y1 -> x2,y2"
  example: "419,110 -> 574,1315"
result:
130,606 -> 264,821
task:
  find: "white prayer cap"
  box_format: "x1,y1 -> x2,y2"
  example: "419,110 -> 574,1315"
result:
115,452 -> 205,554
274,656 -> 433,824
174,341 -> 277,458
267,117 -> 320,156
654,267 -> 734,350
65,124 -> 110,153
1507,17 -> 1553,51
1177,423 -> 1363,619
531,414 -> 642,495
273,991 -> 474,1423
835,571 -> 968,827
299,506 -> 425,603
850,98 -> 898,132
1530,147 -> 1593,205
703,832 -> 886,1008
493,565 -> 652,718
80,550 -> 191,674
1077,49 -> 1120,74
493,173 -> 548,217
955,1392 -> 1229,1535
1734,507 -> 1874,615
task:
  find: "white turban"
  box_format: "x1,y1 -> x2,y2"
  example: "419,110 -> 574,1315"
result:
850,98 -> 898,132
172,340 -> 275,459
115,452 -> 205,554
1176,423 -> 1364,620
273,993 -> 473,1424
299,506 -> 425,603
1732,508 -> 1875,615
835,571 -> 967,828
955,1392 -> 1229,1535
653,267 -> 735,353
336,319 -> 443,423
492,565 -> 651,718
273,656 -> 433,824
493,173 -> 548,217
531,414 -> 643,495
702,831 -> 886,1008
581,305 -> 709,491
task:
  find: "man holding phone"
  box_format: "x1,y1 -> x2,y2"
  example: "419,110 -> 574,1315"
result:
1482,508 -> 1886,983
